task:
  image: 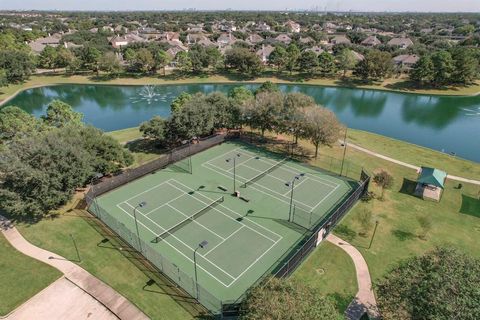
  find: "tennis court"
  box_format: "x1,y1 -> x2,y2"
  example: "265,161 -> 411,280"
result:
93,141 -> 357,311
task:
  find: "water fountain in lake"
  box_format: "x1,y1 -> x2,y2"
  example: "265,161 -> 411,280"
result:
130,85 -> 174,105
462,107 -> 480,117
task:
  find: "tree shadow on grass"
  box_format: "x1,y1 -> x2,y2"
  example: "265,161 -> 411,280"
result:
460,194 -> 480,218
328,292 -> 355,314
125,138 -> 167,155
335,224 -> 357,242
391,229 -> 416,241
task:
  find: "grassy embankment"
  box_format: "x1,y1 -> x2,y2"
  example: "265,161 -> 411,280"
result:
0,233 -> 61,316
1,72 -> 480,105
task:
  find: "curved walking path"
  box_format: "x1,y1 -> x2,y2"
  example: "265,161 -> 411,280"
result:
327,234 -> 380,320
0,215 -> 149,320
344,141 -> 480,186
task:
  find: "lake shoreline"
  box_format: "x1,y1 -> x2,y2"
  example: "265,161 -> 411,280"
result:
1,73 -> 480,106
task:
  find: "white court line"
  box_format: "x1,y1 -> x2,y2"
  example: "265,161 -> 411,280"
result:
122,179 -> 173,203
124,190 -> 188,216
115,203 -> 234,287
202,161 -> 314,211
204,147 -> 243,165
236,149 -> 340,188
310,183 -> 341,212
226,238 -> 280,287
282,177 -> 309,196
225,154 -> 258,172
203,226 -> 245,256
166,203 -> 225,240
121,201 -> 236,281
169,179 -> 282,242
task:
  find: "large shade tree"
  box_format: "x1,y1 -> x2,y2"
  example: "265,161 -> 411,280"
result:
377,247 -> 480,320
241,277 -> 337,320
303,106 -> 342,158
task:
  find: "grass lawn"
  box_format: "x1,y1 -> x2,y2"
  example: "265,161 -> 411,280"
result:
14,197 -> 196,320
0,232 -> 61,316
1,72 -> 479,104
293,241 -> 358,314
347,129 -> 480,181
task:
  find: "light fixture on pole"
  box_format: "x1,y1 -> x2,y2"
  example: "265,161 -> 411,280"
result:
285,173 -> 305,222
133,201 -> 147,252
194,240 -> 208,299
226,153 -> 241,194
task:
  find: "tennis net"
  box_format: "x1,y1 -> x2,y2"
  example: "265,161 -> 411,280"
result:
153,196 -> 224,243
242,158 -> 288,188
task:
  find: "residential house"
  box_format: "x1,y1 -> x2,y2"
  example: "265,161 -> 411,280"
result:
361,35 -> 381,47
393,54 -> 420,70
275,34 -> 292,45
186,33 -> 210,45
256,22 -> 271,32
351,51 -> 365,62
102,26 -> 114,32
388,37 -> 414,49
217,33 -> 237,46
285,20 -> 301,33
304,46 -> 324,55
331,35 -> 351,45
246,33 -> 264,45
187,23 -> 204,33
218,20 -> 237,32
109,33 -> 145,49
28,33 -> 62,53
256,45 -> 275,64
299,36 -> 315,45
197,38 -> 216,47
166,44 -> 188,59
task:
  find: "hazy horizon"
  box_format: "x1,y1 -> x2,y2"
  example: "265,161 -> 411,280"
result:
1,0 -> 479,13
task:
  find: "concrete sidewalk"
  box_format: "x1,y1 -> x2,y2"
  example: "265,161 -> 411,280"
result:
327,234 -> 380,320
343,141 -> 480,186
0,215 -> 149,320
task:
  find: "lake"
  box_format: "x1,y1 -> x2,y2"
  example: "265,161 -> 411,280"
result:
3,83 -> 480,163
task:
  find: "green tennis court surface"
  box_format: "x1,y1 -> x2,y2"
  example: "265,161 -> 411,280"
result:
95,141 -> 357,309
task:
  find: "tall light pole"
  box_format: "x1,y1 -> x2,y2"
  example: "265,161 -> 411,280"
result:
226,153 -> 241,194
285,173 -> 305,222
340,126 -> 348,176
133,201 -> 147,252
194,240 -> 208,299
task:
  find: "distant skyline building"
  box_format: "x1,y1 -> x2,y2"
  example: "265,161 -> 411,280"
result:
0,0 -> 479,12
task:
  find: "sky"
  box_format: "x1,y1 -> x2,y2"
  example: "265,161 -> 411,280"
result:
1,0 -> 480,12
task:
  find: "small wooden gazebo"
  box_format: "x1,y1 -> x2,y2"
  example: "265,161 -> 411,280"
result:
414,167 -> 447,202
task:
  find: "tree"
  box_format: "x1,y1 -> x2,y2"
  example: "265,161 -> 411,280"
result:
140,116 -> 167,142
42,100 -> 83,128
431,50 -> 454,86
357,208 -> 373,237
354,50 -> 393,81
286,44 -> 300,73
224,47 -> 263,75
246,91 -> 283,137
452,48 -> 478,84
282,92 -> 314,142
0,106 -> 41,141
0,125 -> 132,216
303,106 -> 342,158
0,69 -> 7,87
153,49 -> 171,75
38,45 -> 58,70
0,49 -> 36,83
188,44 -> 209,73
99,52 -> 122,76
337,49 -> 358,77
241,277 -> 337,319
318,52 -> 336,75
56,47 -> 76,70
175,51 -> 193,73
80,46 -> 102,75
228,86 -> 254,102
254,81 -> 279,95
269,46 -> 289,72
373,170 -> 394,200
410,55 -> 434,84
298,50 -> 318,73
205,46 -> 223,70
135,48 -> 155,73
376,247 -> 480,320
170,92 -> 192,113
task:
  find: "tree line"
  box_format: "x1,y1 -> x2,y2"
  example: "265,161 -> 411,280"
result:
0,101 -> 132,216
139,82 -> 343,158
